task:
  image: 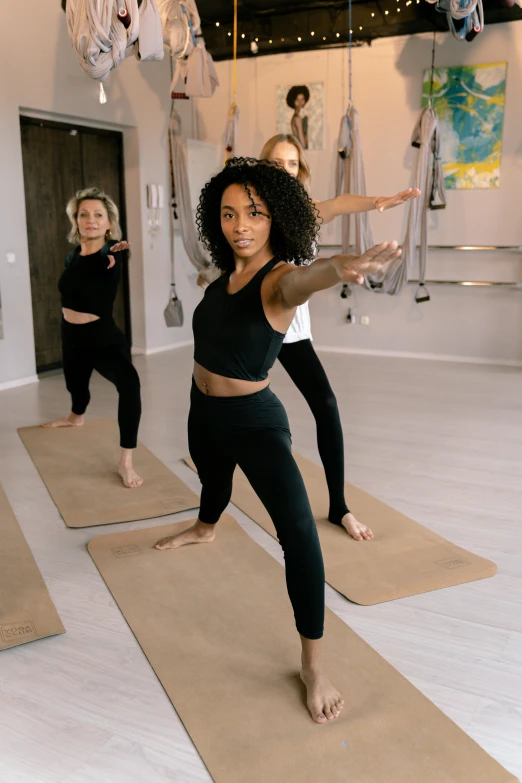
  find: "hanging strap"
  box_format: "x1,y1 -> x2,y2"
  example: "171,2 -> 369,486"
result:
232,0 -> 237,103
168,101 -> 177,289
224,0 -> 238,162
348,0 -> 353,105
415,283 -> 431,303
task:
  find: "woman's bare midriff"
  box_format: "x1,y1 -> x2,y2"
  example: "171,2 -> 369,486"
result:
193,362 -> 269,397
62,308 -> 100,324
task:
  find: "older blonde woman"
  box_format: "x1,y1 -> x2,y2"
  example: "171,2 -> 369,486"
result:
42,187 -> 143,489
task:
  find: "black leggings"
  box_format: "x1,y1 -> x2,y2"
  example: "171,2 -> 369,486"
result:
277,339 -> 350,525
61,318 -> 141,449
188,381 -> 325,640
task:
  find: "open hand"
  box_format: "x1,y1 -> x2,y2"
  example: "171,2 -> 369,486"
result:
374,188 -> 421,213
107,240 -> 131,269
332,242 -> 402,285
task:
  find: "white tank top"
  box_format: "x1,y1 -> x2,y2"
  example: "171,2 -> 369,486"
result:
284,301 -> 312,343
283,246 -> 316,344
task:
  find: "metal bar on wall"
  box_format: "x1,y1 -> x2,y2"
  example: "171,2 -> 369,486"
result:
408,280 -> 522,288
319,244 -> 522,252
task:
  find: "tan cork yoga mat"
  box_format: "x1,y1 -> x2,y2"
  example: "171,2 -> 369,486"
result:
88,514 -> 517,783
184,453 -> 497,605
0,483 -> 65,651
17,419 -> 199,528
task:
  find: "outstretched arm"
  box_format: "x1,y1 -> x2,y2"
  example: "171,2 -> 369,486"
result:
106,240 -> 131,269
314,188 -> 421,225
277,242 -> 401,308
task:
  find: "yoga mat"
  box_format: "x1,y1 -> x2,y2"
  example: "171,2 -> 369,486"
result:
88,515 -> 517,783
0,483 -> 65,651
17,420 -> 199,528
184,454 -> 497,605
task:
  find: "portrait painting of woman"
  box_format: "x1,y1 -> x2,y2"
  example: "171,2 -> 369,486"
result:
276,82 -> 324,151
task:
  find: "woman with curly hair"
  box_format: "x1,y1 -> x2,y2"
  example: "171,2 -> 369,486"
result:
286,85 -> 310,149
260,133 -> 419,541
42,187 -> 143,489
155,158 -> 401,724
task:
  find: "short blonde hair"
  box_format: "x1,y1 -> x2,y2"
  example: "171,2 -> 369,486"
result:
66,187 -> 122,244
259,134 -> 311,189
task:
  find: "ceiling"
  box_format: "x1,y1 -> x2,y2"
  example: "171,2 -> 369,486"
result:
196,0 -> 522,60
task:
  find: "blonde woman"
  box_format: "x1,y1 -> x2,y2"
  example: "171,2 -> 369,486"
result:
260,134 -> 420,539
43,187 -> 143,489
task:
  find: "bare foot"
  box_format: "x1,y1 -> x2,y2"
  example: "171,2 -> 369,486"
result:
42,413 -> 84,429
154,520 -> 216,550
118,464 -> 144,489
340,512 -> 373,542
300,668 -> 344,724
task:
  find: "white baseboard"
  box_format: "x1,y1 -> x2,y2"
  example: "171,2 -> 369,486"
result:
313,345 -> 522,368
0,374 -> 39,392
132,340 -> 193,356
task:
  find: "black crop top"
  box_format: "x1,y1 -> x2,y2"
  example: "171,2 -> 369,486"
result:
192,258 -> 286,382
58,243 -> 122,320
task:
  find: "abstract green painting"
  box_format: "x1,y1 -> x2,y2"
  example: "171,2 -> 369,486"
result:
422,62 -> 507,189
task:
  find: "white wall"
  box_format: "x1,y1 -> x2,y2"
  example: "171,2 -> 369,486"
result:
0,1 -> 199,386
1,11 -> 521,386
194,23 -> 522,365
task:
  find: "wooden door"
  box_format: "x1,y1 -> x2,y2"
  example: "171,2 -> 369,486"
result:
20,117 -> 130,372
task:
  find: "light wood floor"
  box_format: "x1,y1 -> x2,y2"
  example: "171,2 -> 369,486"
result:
1,348 -> 521,782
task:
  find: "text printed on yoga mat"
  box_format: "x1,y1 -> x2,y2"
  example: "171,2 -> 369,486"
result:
161,499 -> 188,510
111,545 -> 142,558
435,558 -> 471,570
1,620 -> 37,643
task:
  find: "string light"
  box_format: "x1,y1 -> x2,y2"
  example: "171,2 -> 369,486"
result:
385,9 -> 389,13
219,16 -> 416,50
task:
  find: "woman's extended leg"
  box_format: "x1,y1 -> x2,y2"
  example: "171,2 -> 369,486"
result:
42,336 -> 93,429
155,383 -> 237,549
236,417 -> 343,723
278,339 -> 372,541
93,341 -> 143,488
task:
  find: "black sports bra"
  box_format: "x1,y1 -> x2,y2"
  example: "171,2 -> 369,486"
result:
192,258 -> 286,382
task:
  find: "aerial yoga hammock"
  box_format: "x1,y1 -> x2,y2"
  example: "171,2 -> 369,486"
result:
340,29 -> 446,298
158,0 -> 219,98
65,0 -> 164,82
336,3 -> 374,258
163,1 -> 220,285
425,0 -> 484,41
168,106 -> 213,277
387,33 -> 447,301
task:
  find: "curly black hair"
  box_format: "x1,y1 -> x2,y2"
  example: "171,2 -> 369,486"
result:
286,85 -> 310,109
196,157 -> 319,274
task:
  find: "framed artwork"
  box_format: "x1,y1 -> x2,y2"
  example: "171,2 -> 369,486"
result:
422,62 -> 507,189
276,82 -> 324,150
